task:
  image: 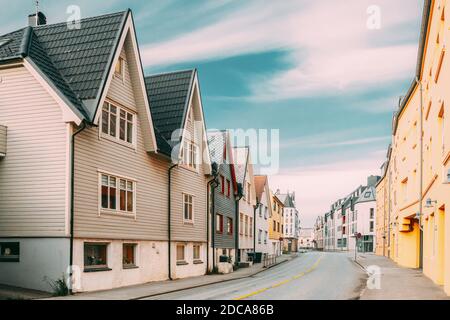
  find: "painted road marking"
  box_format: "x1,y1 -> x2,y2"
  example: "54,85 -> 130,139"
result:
233,254 -> 324,300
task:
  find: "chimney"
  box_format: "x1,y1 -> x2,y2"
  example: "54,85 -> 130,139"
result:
28,11 -> 47,27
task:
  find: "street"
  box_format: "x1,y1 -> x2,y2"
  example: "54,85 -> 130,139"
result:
142,252 -> 366,300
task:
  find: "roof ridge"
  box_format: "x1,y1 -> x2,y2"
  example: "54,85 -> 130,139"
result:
145,69 -> 196,79
33,9 -> 129,29
19,26 -> 33,57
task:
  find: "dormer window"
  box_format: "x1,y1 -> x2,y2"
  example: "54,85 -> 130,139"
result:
114,57 -> 124,79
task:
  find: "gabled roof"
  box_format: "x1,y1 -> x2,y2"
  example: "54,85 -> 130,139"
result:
278,192 -> 295,208
0,10 -> 129,121
232,146 -> 249,185
356,186 -> 376,203
145,70 -> 196,156
254,175 -> 268,201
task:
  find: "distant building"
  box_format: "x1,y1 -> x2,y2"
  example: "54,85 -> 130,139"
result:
298,228 -> 314,249
277,191 -> 300,253
313,216 -> 324,250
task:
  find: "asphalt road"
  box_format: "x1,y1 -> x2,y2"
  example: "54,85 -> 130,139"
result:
142,252 -> 367,300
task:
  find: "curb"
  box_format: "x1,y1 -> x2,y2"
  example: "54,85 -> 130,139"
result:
131,254 -> 298,300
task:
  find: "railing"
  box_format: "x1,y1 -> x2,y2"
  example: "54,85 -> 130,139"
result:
263,254 -> 277,268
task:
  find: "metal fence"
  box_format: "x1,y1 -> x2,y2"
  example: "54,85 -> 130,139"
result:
263,254 -> 277,268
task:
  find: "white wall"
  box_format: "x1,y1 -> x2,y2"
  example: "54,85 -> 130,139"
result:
0,238 -> 69,292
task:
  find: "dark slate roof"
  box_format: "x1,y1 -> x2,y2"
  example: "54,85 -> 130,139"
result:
0,10 -> 129,121
232,147 -> 249,185
145,70 -> 196,156
207,130 -> 226,165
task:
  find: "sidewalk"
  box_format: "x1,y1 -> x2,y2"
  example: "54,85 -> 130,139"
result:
353,253 -> 449,300
0,284 -> 51,300
46,253 -> 297,300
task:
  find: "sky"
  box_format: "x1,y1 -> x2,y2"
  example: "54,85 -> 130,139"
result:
0,0 -> 424,227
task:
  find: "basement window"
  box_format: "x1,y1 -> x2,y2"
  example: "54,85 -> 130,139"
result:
0,242 -> 20,262
84,243 -> 110,271
123,243 -> 137,268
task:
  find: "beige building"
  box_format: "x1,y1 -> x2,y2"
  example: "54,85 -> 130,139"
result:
376,0 -> 450,295
0,10 -> 212,292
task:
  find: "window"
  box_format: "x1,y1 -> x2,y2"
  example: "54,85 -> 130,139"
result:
101,102 -> 134,145
249,217 -> 253,237
240,213 -> 244,235
176,244 -> 186,263
84,243 -> 108,269
220,175 -> 225,194
0,242 -> 19,262
100,173 -> 135,214
181,140 -> 198,170
226,179 -> 231,197
370,221 -> 374,232
264,231 -> 268,244
370,208 -> 374,219
227,217 -> 233,235
115,56 -> 124,78
216,214 -> 223,233
259,205 -> 262,217
258,229 -> 262,244
273,222 -> 276,232
244,216 -> 248,236
123,244 -> 136,268
183,194 -> 194,222
193,244 -> 201,261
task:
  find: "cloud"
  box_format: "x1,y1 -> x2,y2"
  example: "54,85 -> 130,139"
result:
269,150 -> 386,227
141,0 -> 421,100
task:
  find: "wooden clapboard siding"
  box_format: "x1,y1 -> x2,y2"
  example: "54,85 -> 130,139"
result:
73,39 -> 169,241
170,84 -> 208,242
0,66 -> 68,237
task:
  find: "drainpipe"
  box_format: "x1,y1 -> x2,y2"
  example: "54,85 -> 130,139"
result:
206,163 -> 218,272
234,183 -> 243,266
253,202 -> 261,254
69,121 -> 87,295
416,77 -> 424,269
168,164 -> 177,280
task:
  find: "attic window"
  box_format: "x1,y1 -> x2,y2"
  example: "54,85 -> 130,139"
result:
364,192 -> 371,198
0,39 -> 11,48
114,57 -> 124,78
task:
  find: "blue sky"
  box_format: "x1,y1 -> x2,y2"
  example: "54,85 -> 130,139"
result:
0,0 -> 424,226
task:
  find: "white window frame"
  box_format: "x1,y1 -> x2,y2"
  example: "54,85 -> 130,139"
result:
193,244 -> 202,261
182,193 -> 195,224
100,100 -> 137,149
98,170 -> 137,218
176,243 -> 186,263
181,139 -> 199,172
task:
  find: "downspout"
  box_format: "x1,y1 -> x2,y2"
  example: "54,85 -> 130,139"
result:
69,121 -> 87,295
416,77 -> 424,269
253,202 -> 259,254
168,164 -> 177,280
234,183 -> 243,266
206,166 -> 218,272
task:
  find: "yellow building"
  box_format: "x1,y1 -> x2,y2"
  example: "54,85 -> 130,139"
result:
269,191 -> 284,256
376,0 -> 450,295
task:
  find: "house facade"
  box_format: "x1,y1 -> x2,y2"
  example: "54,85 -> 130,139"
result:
233,147 -> 256,263
277,192 -> 299,253
375,0 -> 450,295
313,216 -> 324,250
254,175 -> 271,256
207,130 -> 237,269
298,228 -> 314,249
0,10 -> 213,293
269,191 -> 284,256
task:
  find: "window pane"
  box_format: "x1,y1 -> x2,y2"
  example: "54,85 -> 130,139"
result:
102,105 -> 109,134
101,175 -> 108,186
110,106 -> 117,137
127,121 -> 133,143
120,189 -> 126,211
127,181 -> 133,191
84,244 -> 107,267
101,185 -> 109,209
109,177 -> 116,210
127,191 -> 133,212
123,244 -> 135,266
176,245 -> 184,261
0,242 -> 20,261
119,117 -> 126,141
